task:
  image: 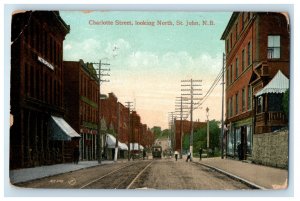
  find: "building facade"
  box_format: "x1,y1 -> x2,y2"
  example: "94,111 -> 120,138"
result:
10,11 -> 74,169
64,60 -> 100,161
221,12 -> 289,160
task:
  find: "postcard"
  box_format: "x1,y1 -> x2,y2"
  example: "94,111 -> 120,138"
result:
8,9 -> 290,194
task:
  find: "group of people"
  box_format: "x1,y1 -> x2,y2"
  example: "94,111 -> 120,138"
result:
173,148 -> 203,162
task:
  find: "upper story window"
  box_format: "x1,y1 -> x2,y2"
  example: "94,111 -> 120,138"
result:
268,35 -> 280,59
247,42 -> 251,66
247,85 -> 252,110
257,95 -> 264,113
242,49 -> 245,71
235,23 -> 238,40
235,93 -> 239,115
235,58 -> 239,79
242,88 -> 246,112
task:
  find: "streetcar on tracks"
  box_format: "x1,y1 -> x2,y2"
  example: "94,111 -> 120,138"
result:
151,145 -> 162,159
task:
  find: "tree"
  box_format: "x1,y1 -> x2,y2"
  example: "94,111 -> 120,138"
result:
193,120 -> 221,156
282,89 -> 289,118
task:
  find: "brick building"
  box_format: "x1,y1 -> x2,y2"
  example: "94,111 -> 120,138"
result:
10,11 -> 79,169
63,60 -> 100,161
221,12 -> 290,160
174,120 -> 206,155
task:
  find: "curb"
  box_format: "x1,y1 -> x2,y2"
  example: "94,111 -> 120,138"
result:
195,162 -> 266,190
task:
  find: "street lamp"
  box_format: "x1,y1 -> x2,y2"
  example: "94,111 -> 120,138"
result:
206,107 -> 209,151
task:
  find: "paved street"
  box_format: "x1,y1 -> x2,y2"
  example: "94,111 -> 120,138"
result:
14,158 -> 251,190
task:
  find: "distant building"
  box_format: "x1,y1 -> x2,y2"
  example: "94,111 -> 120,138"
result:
174,120 -> 206,154
221,12 -> 290,160
10,11 -> 78,169
63,60 -> 99,161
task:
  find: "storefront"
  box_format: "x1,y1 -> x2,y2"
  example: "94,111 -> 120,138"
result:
226,118 -> 253,160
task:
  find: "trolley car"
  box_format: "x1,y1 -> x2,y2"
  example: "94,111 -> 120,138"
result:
151,145 -> 162,159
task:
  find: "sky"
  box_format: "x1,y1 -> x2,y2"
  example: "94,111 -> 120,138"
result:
60,11 -> 232,129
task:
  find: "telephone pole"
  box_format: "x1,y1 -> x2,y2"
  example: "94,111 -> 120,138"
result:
125,101 -> 133,161
175,96 -> 189,158
168,112 -> 176,151
181,79 -> 202,160
92,60 -> 110,164
114,103 -> 120,162
221,53 -> 226,159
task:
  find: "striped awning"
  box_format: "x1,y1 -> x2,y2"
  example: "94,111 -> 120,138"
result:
255,70 -> 289,96
50,116 -> 81,141
106,134 -> 128,150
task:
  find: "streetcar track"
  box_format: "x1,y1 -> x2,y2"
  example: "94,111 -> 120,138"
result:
80,161 -> 153,189
80,162 -> 138,189
126,160 -> 153,189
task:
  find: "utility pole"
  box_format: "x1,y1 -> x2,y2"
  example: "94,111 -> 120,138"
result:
168,112 -> 176,151
92,60 -> 110,164
125,101 -> 133,161
181,79 -> 202,161
175,96 -> 189,158
114,103 -> 120,162
206,107 -> 210,150
221,53 -> 226,159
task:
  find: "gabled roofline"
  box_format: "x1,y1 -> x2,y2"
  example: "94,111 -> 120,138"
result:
220,12 -> 239,40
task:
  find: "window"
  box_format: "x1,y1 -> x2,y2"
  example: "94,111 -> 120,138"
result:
242,49 -> 245,71
226,39 -> 229,53
257,96 -> 264,113
235,93 -> 239,115
235,58 -> 239,79
268,35 -> 280,59
247,42 -> 251,66
247,85 -> 252,110
242,88 -> 246,112
230,64 -> 233,84
230,33 -> 233,48
241,13 -> 244,30
25,63 -> 28,94
235,23 -> 238,40
226,69 -> 229,86
230,97 -> 233,117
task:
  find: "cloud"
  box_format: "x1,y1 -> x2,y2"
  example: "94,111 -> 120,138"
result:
105,38 -> 131,59
63,38 -> 103,61
64,44 -> 72,50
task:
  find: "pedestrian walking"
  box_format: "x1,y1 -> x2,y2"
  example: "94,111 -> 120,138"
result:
174,150 -> 179,161
143,149 -> 146,160
186,151 -> 191,162
73,145 -> 80,164
199,148 -> 203,161
237,143 -> 242,161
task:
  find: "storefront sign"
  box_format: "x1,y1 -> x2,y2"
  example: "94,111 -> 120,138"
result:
38,56 -> 54,70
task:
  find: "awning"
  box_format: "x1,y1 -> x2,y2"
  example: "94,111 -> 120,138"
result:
255,70 -> 289,97
50,116 -> 81,141
105,134 -> 128,150
130,143 -> 144,150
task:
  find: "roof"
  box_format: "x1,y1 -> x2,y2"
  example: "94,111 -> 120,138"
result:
255,70 -> 289,96
220,12 -> 238,40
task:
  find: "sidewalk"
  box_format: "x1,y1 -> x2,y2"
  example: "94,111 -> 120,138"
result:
195,157 -> 288,190
9,160 -> 116,184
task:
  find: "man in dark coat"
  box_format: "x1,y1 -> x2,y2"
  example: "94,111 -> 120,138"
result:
73,145 -> 80,164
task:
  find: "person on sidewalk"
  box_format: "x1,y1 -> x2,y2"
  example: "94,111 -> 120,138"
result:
237,143 -> 242,161
186,151 -> 191,162
174,150 -> 179,161
199,148 -> 203,161
73,145 -> 80,164
143,149 -> 146,160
